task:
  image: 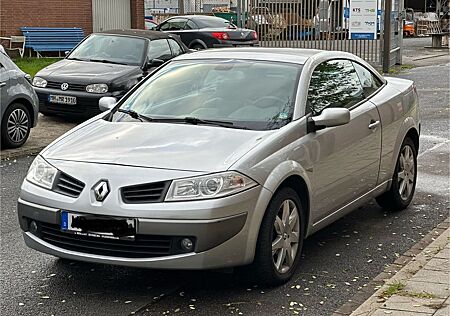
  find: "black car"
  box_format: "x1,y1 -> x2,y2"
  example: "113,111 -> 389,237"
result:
156,15 -> 258,50
32,29 -> 188,117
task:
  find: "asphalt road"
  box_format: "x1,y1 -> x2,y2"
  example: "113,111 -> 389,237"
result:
1,62 -> 449,316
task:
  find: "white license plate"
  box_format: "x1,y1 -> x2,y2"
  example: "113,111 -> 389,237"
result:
60,211 -> 136,240
49,95 -> 77,105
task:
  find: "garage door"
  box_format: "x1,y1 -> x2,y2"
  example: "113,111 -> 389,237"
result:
92,0 -> 131,32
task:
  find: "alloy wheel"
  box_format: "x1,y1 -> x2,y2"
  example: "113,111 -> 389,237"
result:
398,145 -> 415,200
272,199 -> 300,274
7,109 -> 29,143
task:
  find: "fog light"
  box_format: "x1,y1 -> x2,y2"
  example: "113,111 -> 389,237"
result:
180,238 -> 194,251
29,220 -> 38,235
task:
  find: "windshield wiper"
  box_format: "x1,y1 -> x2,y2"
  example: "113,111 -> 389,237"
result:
117,109 -> 153,122
67,57 -> 89,61
152,117 -> 247,129
116,112 -> 247,129
89,59 -> 128,65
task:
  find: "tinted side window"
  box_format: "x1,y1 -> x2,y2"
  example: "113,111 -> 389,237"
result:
307,60 -> 365,114
168,39 -> 183,57
185,20 -> 198,30
160,18 -> 186,31
148,39 -> 172,61
352,62 -> 383,96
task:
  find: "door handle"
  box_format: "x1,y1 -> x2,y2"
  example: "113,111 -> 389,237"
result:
368,120 -> 380,129
0,82 -> 6,87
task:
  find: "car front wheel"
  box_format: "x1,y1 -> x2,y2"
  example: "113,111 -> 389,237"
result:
250,187 -> 305,285
1,103 -> 31,149
376,137 -> 417,210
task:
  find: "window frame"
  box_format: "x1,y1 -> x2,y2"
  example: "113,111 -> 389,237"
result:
351,60 -> 385,100
161,18 -> 187,31
306,58 -> 386,115
147,39 -> 173,61
167,38 -> 184,57
185,19 -> 199,30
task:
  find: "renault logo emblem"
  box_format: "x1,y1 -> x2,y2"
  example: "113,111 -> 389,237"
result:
93,180 -> 109,202
61,82 -> 69,90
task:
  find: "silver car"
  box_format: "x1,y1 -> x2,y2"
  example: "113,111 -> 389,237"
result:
1,51 -> 39,148
18,48 -> 420,285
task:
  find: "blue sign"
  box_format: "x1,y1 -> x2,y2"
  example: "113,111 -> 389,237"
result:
351,33 -> 376,40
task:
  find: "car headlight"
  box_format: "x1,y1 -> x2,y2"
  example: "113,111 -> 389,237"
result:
32,76 -> 47,88
26,156 -> 58,190
165,171 -> 258,201
86,83 -> 108,94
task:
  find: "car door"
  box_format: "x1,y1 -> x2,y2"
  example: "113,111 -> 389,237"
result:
306,59 -> 382,222
0,58 -> 11,113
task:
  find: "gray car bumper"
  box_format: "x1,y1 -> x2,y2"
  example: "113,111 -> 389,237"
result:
17,183 -> 272,269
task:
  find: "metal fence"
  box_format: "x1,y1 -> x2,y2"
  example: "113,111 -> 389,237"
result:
241,0 -> 383,66
147,0 -> 404,70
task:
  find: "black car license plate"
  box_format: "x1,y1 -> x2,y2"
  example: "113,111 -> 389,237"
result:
60,211 -> 136,240
49,95 -> 77,105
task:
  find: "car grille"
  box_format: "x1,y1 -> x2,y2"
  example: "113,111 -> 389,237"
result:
121,181 -> 170,204
53,172 -> 85,198
46,81 -> 86,91
37,221 -> 189,258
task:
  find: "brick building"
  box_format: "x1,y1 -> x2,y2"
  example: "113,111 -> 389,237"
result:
0,0 -> 144,38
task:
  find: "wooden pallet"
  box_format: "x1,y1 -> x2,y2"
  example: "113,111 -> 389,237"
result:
416,20 -> 442,36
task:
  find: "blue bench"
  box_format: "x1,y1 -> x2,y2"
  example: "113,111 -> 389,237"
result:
20,27 -> 85,57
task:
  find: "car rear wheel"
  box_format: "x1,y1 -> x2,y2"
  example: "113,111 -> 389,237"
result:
191,43 -> 206,50
376,137 -> 417,211
250,187 -> 304,286
1,103 -> 31,149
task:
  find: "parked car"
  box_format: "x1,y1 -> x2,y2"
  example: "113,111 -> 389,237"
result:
0,51 -> 38,148
18,48 -> 420,285
145,19 -> 158,30
32,29 -> 188,117
156,15 -> 258,49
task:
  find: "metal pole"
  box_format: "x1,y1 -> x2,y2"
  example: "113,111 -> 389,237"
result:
179,0 -> 185,14
382,0 -> 392,73
237,0 -> 242,27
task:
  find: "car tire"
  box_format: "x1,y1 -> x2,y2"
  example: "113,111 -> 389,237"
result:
250,187 -> 305,286
1,102 -> 31,149
376,137 -> 417,211
191,44 -> 206,50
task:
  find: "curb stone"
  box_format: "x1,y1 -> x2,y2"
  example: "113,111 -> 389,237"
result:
332,218 -> 450,316
1,146 -> 44,160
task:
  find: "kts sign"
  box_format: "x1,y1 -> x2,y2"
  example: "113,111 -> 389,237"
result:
349,0 -> 377,40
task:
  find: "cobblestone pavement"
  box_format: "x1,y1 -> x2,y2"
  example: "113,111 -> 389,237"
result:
348,223 -> 449,316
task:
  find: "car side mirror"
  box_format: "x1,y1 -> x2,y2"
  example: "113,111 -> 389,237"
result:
144,58 -> 164,70
64,51 -> 70,57
309,108 -> 350,132
99,96 -> 117,112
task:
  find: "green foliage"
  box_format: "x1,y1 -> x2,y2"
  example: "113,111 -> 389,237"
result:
13,58 -> 61,77
381,282 -> 405,298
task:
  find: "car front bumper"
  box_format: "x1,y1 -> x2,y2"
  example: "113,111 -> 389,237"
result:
18,183 -> 273,269
34,87 -> 123,117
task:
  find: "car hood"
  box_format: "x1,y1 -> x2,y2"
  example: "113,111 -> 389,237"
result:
36,59 -> 141,84
42,119 -> 270,172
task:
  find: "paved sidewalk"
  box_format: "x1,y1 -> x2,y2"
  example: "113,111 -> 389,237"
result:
0,114 -> 77,159
349,223 -> 450,316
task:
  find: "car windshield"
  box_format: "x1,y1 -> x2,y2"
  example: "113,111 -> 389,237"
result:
114,60 -> 302,130
68,34 -> 146,66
